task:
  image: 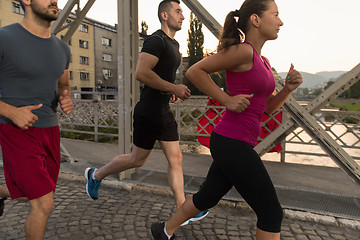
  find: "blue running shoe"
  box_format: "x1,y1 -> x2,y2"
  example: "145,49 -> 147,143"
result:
180,209 -> 209,226
84,168 -> 101,200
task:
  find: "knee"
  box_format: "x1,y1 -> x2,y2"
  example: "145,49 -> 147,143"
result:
130,155 -> 148,168
193,191 -> 218,211
257,205 -> 283,233
31,197 -> 54,217
168,154 -> 183,169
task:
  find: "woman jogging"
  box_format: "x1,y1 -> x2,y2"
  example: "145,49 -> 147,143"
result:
150,0 -> 302,239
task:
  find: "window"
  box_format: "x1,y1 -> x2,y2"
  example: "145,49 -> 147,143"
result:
79,40 -> 89,49
69,71 -> 73,80
63,19 -> 72,27
102,69 -> 112,79
12,2 -> 24,15
102,37 -> 112,47
80,56 -> 89,65
102,54 -> 112,62
80,72 -> 90,80
61,35 -> 71,45
79,24 -> 89,33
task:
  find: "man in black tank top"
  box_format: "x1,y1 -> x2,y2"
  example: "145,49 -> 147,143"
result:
85,1 -> 208,228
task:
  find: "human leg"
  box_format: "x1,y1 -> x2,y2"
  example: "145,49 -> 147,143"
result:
0,125 -> 60,200
256,228 -> 280,240
94,145 -> 152,180
210,132 -> 283,239
0,185 -> 10,198
26,191 -> 54,240
0,185 -> 10,216
85,145 -> 152,199
0,125 -> 60,237
159,141 -> 185,208
91,101 -> 158,181
151,157 -> 234,239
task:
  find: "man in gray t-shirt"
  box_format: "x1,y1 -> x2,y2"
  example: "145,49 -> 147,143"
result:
0,0 -> 73,238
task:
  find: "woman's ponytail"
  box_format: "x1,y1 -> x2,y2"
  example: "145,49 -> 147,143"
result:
217,10 -> 244,52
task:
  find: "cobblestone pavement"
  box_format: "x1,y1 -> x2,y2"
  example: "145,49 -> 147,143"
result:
0,177 -> 359,240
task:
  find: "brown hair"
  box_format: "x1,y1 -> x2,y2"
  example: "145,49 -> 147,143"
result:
217,0 -> 274,51
158,0 -> 180,23
19,0 -> 25,12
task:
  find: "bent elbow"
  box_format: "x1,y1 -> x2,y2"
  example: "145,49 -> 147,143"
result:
185,66 -> 197,84
135,70 -> 145,83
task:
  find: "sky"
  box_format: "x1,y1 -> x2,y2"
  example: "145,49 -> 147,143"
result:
58,0 -> 360,74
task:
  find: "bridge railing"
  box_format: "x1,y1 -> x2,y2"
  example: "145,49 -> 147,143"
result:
59,92 -> 360,164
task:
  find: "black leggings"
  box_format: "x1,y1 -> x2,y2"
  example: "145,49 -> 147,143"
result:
193,132 -> 283,233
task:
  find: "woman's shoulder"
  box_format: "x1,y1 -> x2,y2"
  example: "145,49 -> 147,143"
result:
224,43 -> 253,58
218,43 -> 253,65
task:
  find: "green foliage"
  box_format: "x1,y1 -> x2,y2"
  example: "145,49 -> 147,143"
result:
347,81 -> 360,98
343,116 -> 359,124
324,81 -> 334,90
186,12 -> 205,95
185,12 -> 226,95
210,71 -> 227,92
330,102 -> 360,111
313,88 -> 323,96
187,12 -> 204,67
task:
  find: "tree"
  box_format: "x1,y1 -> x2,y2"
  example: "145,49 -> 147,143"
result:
186,12 -> 204,95
347,81 -> 360,98
140,21 -> 148,35
187,12 -> 204,67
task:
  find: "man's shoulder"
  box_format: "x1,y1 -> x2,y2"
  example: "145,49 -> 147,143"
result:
146,30 -> 166,42
142,30 -> 166,50
52,35 -> 71,54
0,23 -> 19,36
151,29 -> 166,37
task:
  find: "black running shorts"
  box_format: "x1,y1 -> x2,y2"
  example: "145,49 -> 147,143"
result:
133,103 -> 179,150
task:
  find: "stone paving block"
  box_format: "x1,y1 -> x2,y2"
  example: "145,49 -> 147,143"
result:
0,175 -> 359,239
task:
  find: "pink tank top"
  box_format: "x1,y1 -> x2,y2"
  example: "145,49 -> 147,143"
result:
213,42 -> 275,146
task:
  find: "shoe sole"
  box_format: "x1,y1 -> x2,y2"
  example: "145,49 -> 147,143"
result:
180,210 -> 209,226
190,210 -> 209,222
84,168 -> 96,200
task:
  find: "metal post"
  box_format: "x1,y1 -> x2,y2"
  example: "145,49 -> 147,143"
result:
93,96 -> 99,142
117,0 -> 139,180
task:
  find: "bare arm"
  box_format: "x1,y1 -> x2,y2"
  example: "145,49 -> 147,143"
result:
135,52 -> 191,100
0,100 -> 42,129
185,44 -> 254,112
265,64 -> 303,114
58,69 -> 73,115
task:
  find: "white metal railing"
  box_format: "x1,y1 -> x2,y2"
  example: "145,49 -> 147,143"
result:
58,92 -> 360,163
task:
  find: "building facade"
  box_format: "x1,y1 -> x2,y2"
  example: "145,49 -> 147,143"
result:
93,22 -> 118,93
1,0 -> 184,99
56,14 -> 96,98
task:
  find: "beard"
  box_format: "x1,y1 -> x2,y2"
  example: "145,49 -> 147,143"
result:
31,1 -> 58,23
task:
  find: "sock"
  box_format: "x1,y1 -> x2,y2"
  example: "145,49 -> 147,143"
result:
163,224 -> 173,239
91,169 -> 97,181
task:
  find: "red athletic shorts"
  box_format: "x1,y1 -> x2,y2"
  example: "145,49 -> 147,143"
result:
0,124 -> 61,200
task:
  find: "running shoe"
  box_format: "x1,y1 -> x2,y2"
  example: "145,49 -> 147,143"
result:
150,222 -> 175,240
180,209 -> 209,226
84,168 -> 101,200
0,197 -> 6,216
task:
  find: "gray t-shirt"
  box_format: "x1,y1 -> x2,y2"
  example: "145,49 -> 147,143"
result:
0,23 -> 71,127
